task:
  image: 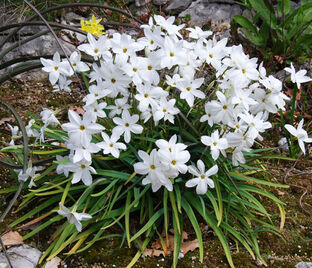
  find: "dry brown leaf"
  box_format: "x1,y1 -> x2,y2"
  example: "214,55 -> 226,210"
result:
69,106 -> 85,115
146,231 -> 198,258
274,55 -> 284,64
46,256 -> 62,268
144,249 -> 167,257
0,116 -> 14,125
181,239 -> 199,255
0,231 -> 23,250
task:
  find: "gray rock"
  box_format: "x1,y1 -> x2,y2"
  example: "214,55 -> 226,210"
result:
179,0 -> 242,26
153,0 -> 168,5
208,0 -> 236,3
166,0 -> 192,14
63,12 -> 85,23
0,245 -> 41,268
296,262 -> 312,268
2,32 -> 75,62
135,0 -> 151,7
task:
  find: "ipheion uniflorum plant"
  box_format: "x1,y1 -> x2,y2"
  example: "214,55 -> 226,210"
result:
4,14 -> 312,268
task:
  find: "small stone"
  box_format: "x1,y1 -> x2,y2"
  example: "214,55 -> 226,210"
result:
135,0 -> 151,7
296,262 -> 312,268
166,0 -> 192,14
0,245 -> 41,268
153,0 -> 168,5
209,0 -> 236,3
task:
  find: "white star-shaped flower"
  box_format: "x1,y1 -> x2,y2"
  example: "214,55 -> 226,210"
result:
57,202 -> 92,232
284,63 -> 312,89
186,160 -> 218,195
285,119 -> 312,154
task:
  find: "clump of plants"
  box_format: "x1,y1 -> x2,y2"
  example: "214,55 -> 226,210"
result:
1,8 -> 311,268
233,0 -> 312,59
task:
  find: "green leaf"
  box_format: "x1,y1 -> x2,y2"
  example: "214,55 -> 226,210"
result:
125,191 -> 132,248
10,195 -> 60,227
233,15 -> 258,34
181,199 -> 204,262
249,0 -> 277,28
172,211 -> 183,268
169,191 -> 181,234
130,208 -> 164,242
229,171 -> 289,188
277,0 -> 291,16
185,193 -> 234,268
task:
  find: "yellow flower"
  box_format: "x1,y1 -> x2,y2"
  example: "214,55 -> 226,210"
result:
80,15 -> 105,36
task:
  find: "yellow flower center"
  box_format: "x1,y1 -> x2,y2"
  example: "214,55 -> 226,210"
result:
200,174 -> 205,179
150,164 -> 156,170
111,78 -> 116,84
170,52 -> 174,57
125,123 -> 130,127
54,66 -> 58,71
171,160 -> 176,165
80,125 -> 85,130
213,142 -> 217,146
123,48 -> 127,53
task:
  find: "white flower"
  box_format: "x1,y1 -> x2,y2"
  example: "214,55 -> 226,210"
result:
69,159 -> 96,186
83,101 -> 107,123
134,149 -> 172,192
66,139 -> 100,163
135,83 -> 168,111
111,33 -> 144,63
106,97 -> 131,118
57,202 -> 92,232
284,63 -> 312,89
69,51 -> 90,73
186,160 -> 217,195
153,98 -> 180,124
285,119 -> 312,154
154,15 -> 185,38
97,132 -> 127,158
205,91 -> 235,125
56,155 -> 73,177
62,110 -> 104,145
112,110 -> 143,143
156,135 -> 190,178
78,33 -> 111,60
17,166 -> 44,185
201,130 -> 228,160
7,123 -> 19,145
40,52 -> 72,85
176,77 -> 205,107
83,82 -> 111,106
40,108 -> 60,126
53,75 -> 72,92
25,119 -> 39,138
186,26 -> 212,39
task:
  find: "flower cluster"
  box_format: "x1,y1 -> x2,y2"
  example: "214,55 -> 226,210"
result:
34,16 -> 311,197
